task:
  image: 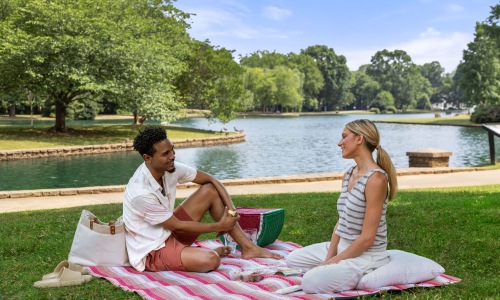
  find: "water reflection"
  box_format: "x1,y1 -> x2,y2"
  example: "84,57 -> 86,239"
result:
189,146 -> 245,179
1,114 -> 499,191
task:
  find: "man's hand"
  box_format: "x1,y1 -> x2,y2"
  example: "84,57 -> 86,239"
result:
217,207 -> 240,234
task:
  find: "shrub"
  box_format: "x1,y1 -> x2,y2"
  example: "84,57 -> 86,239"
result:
386,106 -> 397,114
369,107 -> 380,114
67,100 -> 101,120
470,105 -> 500,123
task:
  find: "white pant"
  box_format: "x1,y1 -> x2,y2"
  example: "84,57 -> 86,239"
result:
286,238 -> 389,293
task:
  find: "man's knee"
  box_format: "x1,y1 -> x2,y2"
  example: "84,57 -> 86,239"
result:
201,250 -> 221,272
199,183 -> 218,199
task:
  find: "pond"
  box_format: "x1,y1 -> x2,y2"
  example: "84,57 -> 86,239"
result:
1,113 -> 498,191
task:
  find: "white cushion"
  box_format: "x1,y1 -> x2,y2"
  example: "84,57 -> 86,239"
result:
356,250 -> 445,289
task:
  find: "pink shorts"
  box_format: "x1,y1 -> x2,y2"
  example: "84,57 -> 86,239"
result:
145,206 -> 200,272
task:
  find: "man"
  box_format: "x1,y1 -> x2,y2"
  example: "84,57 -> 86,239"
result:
123,126 -> 281,273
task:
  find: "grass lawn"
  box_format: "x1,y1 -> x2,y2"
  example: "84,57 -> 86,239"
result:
1,186 -> 499,299
374,114 -> 478,126
0,124 -> 229,151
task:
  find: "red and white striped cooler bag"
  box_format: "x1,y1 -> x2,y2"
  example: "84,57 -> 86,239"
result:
221,207 -> 285,247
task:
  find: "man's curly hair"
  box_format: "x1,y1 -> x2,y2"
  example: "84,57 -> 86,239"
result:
133,126 -> 168,157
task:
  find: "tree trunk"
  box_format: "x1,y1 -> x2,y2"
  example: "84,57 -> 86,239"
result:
138,115 -> 147,124
8,104 -> 15,117
133,113 -> 147,125
54,101 -> 67,132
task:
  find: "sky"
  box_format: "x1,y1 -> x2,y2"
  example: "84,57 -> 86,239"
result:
174,0 -> 498,73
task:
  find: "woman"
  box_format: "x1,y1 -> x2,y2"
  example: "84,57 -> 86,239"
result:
286,119 -> 398,293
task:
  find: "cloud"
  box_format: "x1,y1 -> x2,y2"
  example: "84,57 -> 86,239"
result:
262,6 -> 292,21
183,5 -> 296,42
392,30 -> 471,72
420,27 -> 440,37
343,29 -> 472,73
446,4 -> 465,13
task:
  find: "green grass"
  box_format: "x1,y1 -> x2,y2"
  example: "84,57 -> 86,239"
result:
375,115 -> 478,126
0,125 -> 229,150
1,186 -> 499,299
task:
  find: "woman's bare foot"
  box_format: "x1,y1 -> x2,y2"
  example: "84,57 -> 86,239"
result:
214,246 -> 232,257
240,244 -> 283,260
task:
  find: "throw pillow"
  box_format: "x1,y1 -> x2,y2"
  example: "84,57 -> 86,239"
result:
356,250 -> 445,289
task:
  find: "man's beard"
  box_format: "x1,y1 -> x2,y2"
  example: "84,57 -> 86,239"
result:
167,167 -> 176,173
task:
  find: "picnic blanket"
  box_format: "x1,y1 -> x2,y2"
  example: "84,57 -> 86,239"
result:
87,240 -> 460,299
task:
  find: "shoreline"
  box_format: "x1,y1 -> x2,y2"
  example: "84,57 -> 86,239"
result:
0,131 -> 246,161
0,166 -> 487,199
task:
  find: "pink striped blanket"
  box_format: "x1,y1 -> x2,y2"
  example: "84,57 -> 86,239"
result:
87,240 -> 460,299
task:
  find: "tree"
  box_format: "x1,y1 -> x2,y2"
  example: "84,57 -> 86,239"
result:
175,40 -> 245,123
242,67 -> 277,112
350,71 -> 381,110
367,49 -> 431,110
270,66 -> 304,112
239,50 -> 287,69
457,4 -> 500,107
0,0 -> 191,131
370,91 -> 394,112
302,45 -> 351,111
420,61 -> 445,89
286,52 -> 324,111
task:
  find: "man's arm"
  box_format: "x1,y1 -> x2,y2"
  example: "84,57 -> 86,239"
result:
161,206 -> 238,234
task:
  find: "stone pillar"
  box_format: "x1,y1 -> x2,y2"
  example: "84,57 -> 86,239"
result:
406,148 -> 452,168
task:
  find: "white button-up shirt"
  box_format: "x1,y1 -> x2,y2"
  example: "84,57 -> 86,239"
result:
123,162 -> 197,271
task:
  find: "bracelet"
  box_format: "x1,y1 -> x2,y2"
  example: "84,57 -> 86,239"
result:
228,209 -> 237,217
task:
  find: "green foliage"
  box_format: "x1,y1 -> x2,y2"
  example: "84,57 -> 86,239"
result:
0,0 -> 244,131
350,71 -> 381,110
369,90 -> 394,112
386,106 -> 397,113
240,50 -> 288,69
458,21 -> 500,107
176,40 -> 245,123
369,107 -> 380,114
270,66 -> 304,112
239,51 -> 325,112
0,0 -> 206,131
242,67 -> 277,111
419,61 -> 445,88
470,104 -> 500,123
367,50 -> 432,110
1,186 -> 499,299
302,45 -> 351,111
416,95 -> 432,110
286,52 -> 324,111
67,99 -> 101,121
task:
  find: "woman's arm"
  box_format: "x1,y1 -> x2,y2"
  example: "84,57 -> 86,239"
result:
322,172 -> 387,265
325,222 -> 340,260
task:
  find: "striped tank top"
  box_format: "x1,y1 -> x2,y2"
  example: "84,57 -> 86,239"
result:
335,166 -> 388,252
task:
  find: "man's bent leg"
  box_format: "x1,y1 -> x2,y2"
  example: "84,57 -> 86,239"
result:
145,206 -> 211,272
180,183 -> 283,260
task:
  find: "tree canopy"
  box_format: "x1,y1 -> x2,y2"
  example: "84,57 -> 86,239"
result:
457,4 -> 500,107
0,0 -> 245,130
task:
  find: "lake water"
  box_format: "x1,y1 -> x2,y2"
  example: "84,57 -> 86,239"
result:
1,113 -> 498,191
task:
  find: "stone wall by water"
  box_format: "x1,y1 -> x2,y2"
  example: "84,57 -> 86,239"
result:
0,132 -> 245,161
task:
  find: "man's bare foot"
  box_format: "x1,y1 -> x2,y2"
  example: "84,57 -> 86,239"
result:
240,244 -> 283,260
214,246 -> 232,257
